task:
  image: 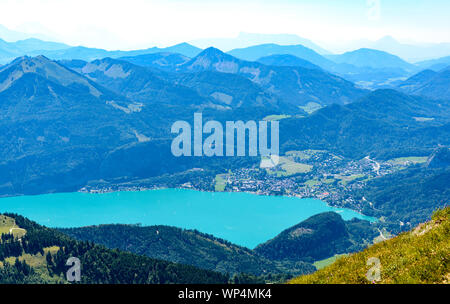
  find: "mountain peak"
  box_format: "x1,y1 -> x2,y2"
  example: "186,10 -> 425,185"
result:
172,42 -> 194,48
377,35 -> 398,44
6,54 -> 54,72
330,48 -> 414,70
192,46 -> 233,62
0,55 -> 103,97
181,47 -> 239,73
200,46 -> 227,56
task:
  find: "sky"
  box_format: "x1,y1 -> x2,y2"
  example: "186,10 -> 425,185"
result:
0,0 -> 449,50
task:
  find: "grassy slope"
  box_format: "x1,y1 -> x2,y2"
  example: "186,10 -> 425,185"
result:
0,216 -> 62,282
0,215 -> 26,238
290,207 -> 450,284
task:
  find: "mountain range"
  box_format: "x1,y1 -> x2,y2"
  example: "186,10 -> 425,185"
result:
0,29 -> 449,285
178,47 -> 367,106
0,50 -> 449,197
325,36 -> 450,62
190,32 -> 331,54
416,56 -> 450,71
326,48 -> 416,72
225,44 -> 420,89
2,34 -> 450,91
397,67 -> 450,100
0,38 -> 202,64
118,52 -> 190,71
279,89 -> 450,159
257,54 -> 322,70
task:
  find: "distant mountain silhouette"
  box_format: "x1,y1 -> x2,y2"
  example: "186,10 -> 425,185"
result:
190,32 -> 330,54
327,48 -> 417,72
0,37 -> 70,63
226,44 -> 418,89
416,56 -> 450,71
257,54 -> 321,70
227,43 -> 334,68
397,67 -> 450,100
331,36 -> 450,62
0,41 -> 202,64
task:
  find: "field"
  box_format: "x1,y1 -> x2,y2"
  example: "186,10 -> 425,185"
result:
388,156 -> 428,166
214,174 -> 227,191
299,102 -> 323,114
266,157 -> 312,177
337,174 -> 366,185
285,150 -> 327,161
263,114 -> 292,121
305,179 -> 320,187
413,117 -> 435,122
313,254 -> 348,270
0,215 -> 26,238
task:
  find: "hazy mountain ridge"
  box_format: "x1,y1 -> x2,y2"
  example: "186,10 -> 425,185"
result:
397,67 -> 450,100
326,48 -> 417,72
190,32 -> 331,54
0,39 -> 202,64
257,54 -> 322,70
416,56 -> 450,71
0,37 -> 70,63
179,47 -> 367,106
227,44 -> 420,89
119,52 -> 191,71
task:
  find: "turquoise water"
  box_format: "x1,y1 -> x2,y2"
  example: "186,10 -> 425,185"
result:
0,189 -> 376,248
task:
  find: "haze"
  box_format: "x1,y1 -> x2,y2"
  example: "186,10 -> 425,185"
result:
0,0 -> 449,51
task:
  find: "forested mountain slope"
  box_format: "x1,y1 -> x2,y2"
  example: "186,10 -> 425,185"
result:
59,224 -> 315,277
0,214 -> 229,284
290,207 -> 450,284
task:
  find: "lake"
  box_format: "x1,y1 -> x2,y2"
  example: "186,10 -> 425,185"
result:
0,188 -> 376,248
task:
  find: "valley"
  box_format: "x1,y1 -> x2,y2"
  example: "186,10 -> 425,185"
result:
0,20 -> 449,285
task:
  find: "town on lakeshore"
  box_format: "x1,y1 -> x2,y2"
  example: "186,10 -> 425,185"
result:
80,149 -> 427,227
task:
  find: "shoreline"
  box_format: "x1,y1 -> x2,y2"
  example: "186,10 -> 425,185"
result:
0,185 -> 377,222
